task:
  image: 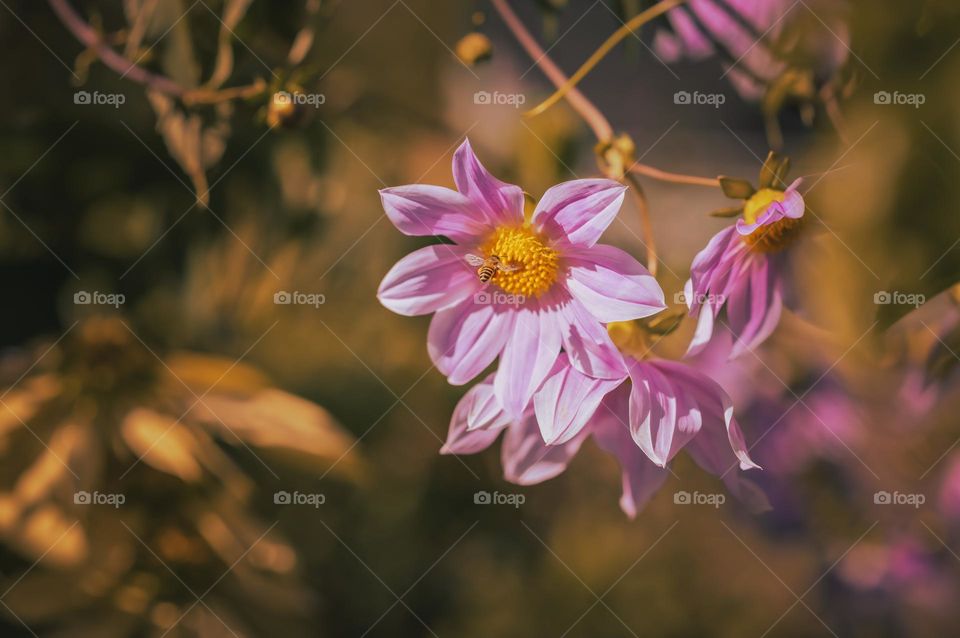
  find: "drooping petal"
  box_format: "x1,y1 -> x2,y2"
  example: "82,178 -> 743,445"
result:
441,378 -> 508,455
452,139 -> 524,227
629,360 -> 721,467
565,244 -> 666,323
654,360 -> 760,471
592,387 -> 671,518
534,354 -> 624,445
502,412 -> 587,485
726,259 -> 783,358
494,300 -> 562,420
687,226 -> 739,314
379,185 -> 490,243
427,298 -> 513,385
466,374 -> 513,432
685,286 -> 717,357
557,295 -> 628,379
378,245 -> 481,316
531,179 -> 627,248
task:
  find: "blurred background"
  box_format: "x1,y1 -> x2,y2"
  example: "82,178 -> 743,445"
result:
1,0 -> 960,635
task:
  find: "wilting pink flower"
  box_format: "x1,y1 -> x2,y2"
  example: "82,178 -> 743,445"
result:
654,0 -> 850,100
443,351 -> 760,518
685,178 -> 805,358
378,139 -> 665,417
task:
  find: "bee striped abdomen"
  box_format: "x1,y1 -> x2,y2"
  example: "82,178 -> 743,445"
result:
477,266 -> 495,282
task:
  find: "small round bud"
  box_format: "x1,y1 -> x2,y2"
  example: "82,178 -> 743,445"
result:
455,32 -> 493,66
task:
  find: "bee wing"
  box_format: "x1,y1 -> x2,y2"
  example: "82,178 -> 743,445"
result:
464,254 -> 486,266
498,263 -> 520,272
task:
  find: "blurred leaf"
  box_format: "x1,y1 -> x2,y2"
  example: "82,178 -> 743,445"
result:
191,389 -> 358,475
719,176 -> 755,199
121,408 -> 204,482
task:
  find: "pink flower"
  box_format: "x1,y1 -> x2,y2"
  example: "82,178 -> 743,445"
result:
654,0 -> 850,100
685,178 -> 805,358
378,139 -> 665,418
442,350 -> 760,518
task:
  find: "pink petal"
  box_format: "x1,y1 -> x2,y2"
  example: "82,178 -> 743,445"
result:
494,301 -> 562,420
777,181 -> 805,218
534,354 -> 624,445
628,360 -> 702,467
557,295 -> 628,379
466,374 -> 513,432
380,185 -> 490,243
532,179 -> 627,248
502,412 -> 587,485
664,5 -> 714,59
378,245 -> 481,316
566,244 -> 666,322
684,280 -> 717,357
441,378 -> 507,455
727,259 -> 782,358
655,360 -> 760,471
452,139 -> 524,228
592,387 -> 671,518
687,226 -> 739,313
428,298 -> 514,385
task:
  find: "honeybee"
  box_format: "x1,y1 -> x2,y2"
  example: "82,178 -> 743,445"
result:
465,254 -> 519,283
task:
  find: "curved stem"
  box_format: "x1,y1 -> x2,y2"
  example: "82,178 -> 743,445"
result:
629,163 -> 720,188
625,173 -> 658,277
490,0 -> 613,141
525,0 -> 685,119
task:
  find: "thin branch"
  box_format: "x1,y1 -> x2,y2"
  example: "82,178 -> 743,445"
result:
525,0 -> 685,119
48,0 -> 186,96
490,0 -> 613,141
625,173 -> 658,276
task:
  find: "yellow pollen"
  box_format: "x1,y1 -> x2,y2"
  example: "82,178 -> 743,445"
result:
741,188 -> 803,253
480,226 -> 559,297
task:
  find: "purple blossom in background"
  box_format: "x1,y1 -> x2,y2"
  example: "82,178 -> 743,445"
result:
654,0 -> 850,99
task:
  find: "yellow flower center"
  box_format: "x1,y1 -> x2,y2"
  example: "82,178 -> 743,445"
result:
743,188 -> 784,225
480,226 -> 559,297
741,188 -> 803,253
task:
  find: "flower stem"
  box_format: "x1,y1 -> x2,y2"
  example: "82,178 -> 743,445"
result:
629,163 -> 720,188
524,0 -> 686,119
625,173 -> 658,276
489,0 -> 613,141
